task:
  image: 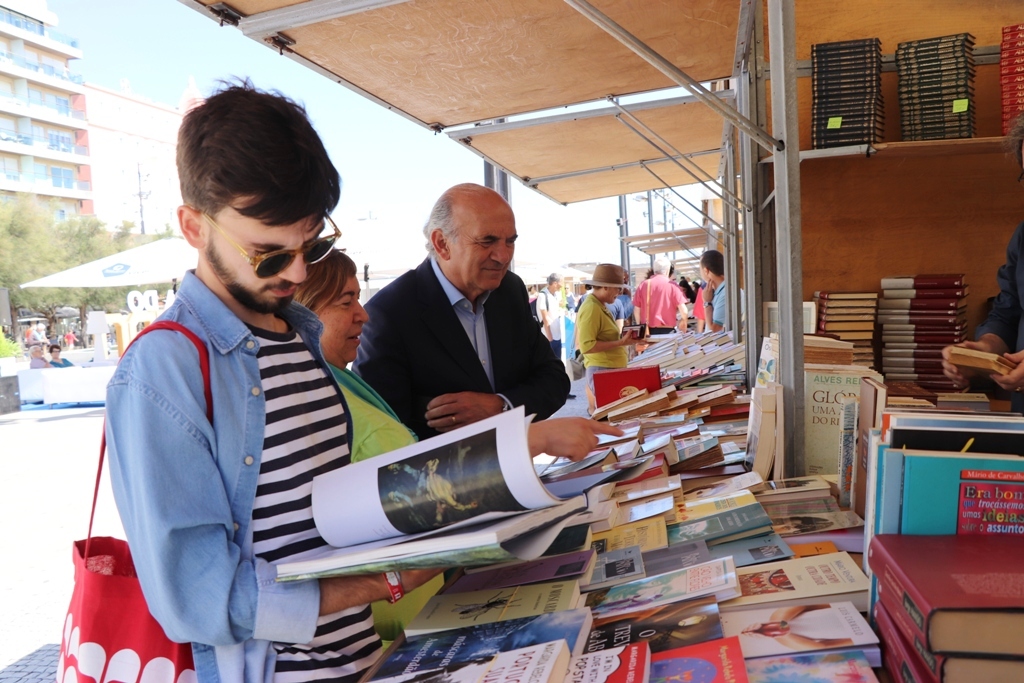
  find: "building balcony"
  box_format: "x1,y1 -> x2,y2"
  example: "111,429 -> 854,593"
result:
0,9 -> 81,59
0,170 -> 91,200
0,130 -> 87,163
0,50 -> 84,94
0,91 -> 85,128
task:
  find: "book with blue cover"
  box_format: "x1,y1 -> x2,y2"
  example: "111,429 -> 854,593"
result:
708,533 -> 793,567
371,608 -> 593,680
667,502 -> 773,547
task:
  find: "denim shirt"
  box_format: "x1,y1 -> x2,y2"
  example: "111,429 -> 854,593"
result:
105,271 -> 353,683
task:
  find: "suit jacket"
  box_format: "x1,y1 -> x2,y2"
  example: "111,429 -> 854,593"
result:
353,257 -> 570,439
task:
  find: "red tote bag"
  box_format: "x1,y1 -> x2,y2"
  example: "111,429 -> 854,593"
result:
58,321 -> 212,683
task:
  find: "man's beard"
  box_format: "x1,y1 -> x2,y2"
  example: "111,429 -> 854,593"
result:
206,242 -> 295,315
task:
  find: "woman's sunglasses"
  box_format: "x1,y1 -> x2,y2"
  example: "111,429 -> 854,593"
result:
203,212 -> 341,279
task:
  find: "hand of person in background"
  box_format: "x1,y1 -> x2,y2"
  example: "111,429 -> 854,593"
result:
528,418 -> 624,461
992,347 -> 1024,394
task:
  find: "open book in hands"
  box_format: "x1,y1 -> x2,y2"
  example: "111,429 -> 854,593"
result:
947,346 -> 1017,376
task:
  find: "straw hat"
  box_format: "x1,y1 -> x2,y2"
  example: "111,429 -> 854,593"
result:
582,263 -> 626,288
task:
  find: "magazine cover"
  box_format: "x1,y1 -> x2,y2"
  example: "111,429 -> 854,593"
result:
585,558 -> 738,618
649,637 -> 749,683
585,596 -> 723,654
371,609 -> 593,680
313,408 -> 561,547
720,602 -> 878,660
744,651 -> 877,683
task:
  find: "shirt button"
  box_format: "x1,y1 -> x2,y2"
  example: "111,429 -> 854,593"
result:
244,456 -> 254,466
251,387 -> 260,396
233,522 -> 240,531
245,341 -> 255,350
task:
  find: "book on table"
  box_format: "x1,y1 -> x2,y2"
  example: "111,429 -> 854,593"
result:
369,609 -> 594,680
707,533 -> 793,567
567,643 -> 651,683
648,637 -> 748,683
666,501 -> 774,547
581,545 -> 645,592
584,596 -> 723,654
584,557 -> 739,618
867,534 -> 1024,658
404,579 -> 582,636
945,346 -> 1017,375
720,552 -> 870,613
719,601 -> 879,666
370,640 -> 572,683
447,550 -> 596,593
276,408 -> 586,580
744,651 -> 877,683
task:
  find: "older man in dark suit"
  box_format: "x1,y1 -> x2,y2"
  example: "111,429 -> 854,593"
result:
353,183 -> 570,439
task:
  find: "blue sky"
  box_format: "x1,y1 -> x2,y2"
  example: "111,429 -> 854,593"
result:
46,0 -> 688,271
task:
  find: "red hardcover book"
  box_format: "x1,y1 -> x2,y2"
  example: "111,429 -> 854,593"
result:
593,365 -> 662,410
874,602 -> 939,683
704,404 -> 750,422
649,637 -> 748,683
614,452 -> 669,486
881,349 -> 944,359
880,275 -> 966,289
881,334 -> 966,344
569,643 -> 651,683
1002,23 -> 1024,36
814,291 -> 879,300
868,535 -> 1024,658
881,324 -> 966,333
881,360 -> 944,372
881,287 -> 969,299
882,343 -> 949,352
878,298 -> 966,311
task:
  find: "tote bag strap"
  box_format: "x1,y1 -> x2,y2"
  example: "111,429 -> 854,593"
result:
86,321 -> 213,558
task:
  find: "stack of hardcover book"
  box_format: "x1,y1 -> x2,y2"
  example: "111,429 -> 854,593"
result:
878,274 -> 967,391
1002,23 -> 1024,134
813,291 -> 878,369
896,33 -> 975,141
810,38 -> 884,149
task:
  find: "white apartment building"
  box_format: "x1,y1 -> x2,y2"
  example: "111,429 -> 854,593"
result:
85,81 -> 189,234
0,0 -> 90,219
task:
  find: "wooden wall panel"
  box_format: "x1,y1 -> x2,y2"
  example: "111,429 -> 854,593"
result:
799,149 -> 1024,334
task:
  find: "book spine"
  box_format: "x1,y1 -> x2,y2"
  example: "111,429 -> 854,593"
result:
879,299 -> 965,310
882,288 -> 968,299
874,602 -> 941,683
838,397 -> 857,507
868,536 -> 938,652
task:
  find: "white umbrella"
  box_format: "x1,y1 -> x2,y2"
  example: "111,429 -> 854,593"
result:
20,238 -> 197,288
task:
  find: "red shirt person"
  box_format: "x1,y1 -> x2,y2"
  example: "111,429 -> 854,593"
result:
633,258 -> 687,334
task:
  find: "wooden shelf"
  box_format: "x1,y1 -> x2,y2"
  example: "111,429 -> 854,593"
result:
761,136 -> 1008,164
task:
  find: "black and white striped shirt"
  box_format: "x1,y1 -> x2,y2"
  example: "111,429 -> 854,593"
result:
249,325 -> 381,683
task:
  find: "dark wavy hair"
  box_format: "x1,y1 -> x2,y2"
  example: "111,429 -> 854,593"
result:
177,80 -> 341,225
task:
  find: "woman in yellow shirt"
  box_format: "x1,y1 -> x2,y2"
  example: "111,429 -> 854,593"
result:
576,264 -> 640,414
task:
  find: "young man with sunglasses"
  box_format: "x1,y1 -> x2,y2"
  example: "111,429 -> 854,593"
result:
104,84 -> 442,683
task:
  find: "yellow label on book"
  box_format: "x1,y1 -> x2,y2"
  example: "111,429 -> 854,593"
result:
826,116 -> 842,129
952,98 -> 969,113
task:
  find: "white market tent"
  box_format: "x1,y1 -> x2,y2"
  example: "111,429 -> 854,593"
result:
20,238 -> 197,289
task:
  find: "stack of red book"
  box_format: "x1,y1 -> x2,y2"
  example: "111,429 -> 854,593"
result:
878,274 -> 967,391
1002,23 -> 1024,134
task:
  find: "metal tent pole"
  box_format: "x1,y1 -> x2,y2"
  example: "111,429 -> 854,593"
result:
767,0 -> 805,477
724,135 -> 741,340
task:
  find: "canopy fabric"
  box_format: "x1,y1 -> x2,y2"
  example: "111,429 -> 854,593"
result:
21,238 -> 197,288
185,0 -> 737,204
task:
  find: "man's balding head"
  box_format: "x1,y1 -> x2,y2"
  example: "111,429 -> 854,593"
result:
424,183 -> 517,305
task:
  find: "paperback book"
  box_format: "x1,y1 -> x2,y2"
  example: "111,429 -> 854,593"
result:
585,596 -> 723,654
567,644 -> 650,683
372,641 -> 571,683
585,557 -> 739,618
720,552 -> 870,613
744,651 -> 877,683
649,638 -> 748,683
582,546 -> 646,592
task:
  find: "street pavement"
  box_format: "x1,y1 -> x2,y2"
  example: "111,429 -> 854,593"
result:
0,374 -> 590,682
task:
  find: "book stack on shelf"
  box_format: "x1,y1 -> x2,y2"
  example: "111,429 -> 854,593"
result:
813,291 -> 878,369
628,330 -> 746,392
809,38 -> 884,149
1001,22 -> 1024,134
878,274 -> 968,391
896,33 -> 976,141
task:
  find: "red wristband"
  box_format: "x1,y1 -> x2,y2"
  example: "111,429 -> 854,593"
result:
382,571 -> 404,603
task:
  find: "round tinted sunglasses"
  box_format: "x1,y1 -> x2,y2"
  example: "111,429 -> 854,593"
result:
202,212 -> 341,279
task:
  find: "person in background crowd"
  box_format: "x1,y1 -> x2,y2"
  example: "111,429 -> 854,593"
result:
577,264 -> 640,414
30,323 -> 47,345
63,329 -> 77,349
943,114 -> 1024,411
354,184 -> 570,439
633,257 -> 687,334
28,345 -> 47,368
699,250 -> 727,333
609,286 -> 634,332
48,344 -> 73,367
678,276 -> 697,305
537,272 -> 565,358
693,281 -> 707,333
